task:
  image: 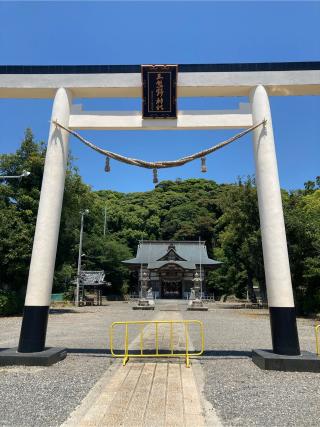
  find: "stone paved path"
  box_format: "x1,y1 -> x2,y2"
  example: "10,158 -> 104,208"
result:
63,362 -> 206,427
63,308 -> 219,427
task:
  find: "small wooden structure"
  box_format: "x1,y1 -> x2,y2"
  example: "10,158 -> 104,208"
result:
78,271 -> 109,306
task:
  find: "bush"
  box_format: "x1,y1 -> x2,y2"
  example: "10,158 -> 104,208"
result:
63,286 -> 75,302
0,290 -> 24,316
53,263 -> 75,293
120,280 -> 129,296
301,289 -> 320,315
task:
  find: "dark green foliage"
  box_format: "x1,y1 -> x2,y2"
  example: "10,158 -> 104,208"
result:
0,129 -> 45,295
81,236 -> 132,294
0,130 -> 319,315
0,290 -> 24,315
52,264 -> 74,293
211,177 -> 266,301
284,184 -> 320,314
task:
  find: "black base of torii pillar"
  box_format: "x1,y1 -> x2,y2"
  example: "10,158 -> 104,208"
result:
252,349 -> 320,373
0,306 -> 67,366
0,347 -> 67,367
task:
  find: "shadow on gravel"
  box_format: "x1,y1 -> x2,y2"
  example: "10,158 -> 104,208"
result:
0,348 -> 252,360
67,348 -> 112,356
67,348 -> 194,356
202,350 -> 252,359
49,309 -> 77,314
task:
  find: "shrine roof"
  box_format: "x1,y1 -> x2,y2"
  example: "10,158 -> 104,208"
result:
123,240 -> 222,267
147,261 -> 196,270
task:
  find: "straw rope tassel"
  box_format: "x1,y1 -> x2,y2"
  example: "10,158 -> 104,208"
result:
153,168 -> 158,184
201,157 -> 207,173
105,156 -> 111,172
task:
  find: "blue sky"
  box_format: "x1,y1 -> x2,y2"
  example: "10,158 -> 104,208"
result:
0,1 -> 319,193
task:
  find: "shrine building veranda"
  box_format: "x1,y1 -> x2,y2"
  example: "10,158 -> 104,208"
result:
0,301 -> 319,427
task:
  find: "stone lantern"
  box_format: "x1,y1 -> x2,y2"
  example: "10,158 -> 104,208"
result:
187,271 -> 208,311
192,272 -> 201,300
133,270 -> 155,310
140,271 -> 150,299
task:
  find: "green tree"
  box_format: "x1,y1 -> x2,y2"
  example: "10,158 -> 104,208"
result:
284,185 -> 320,313
0,129 -> 45,295
82,236 -> 132,294
212,177 -> 265,301
1,128 -> 320,314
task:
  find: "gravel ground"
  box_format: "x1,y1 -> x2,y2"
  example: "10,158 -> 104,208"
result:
0,303 -> 155,427
0,355 -> 109,427
182,306 -> 320,426
0,301 -> 319,427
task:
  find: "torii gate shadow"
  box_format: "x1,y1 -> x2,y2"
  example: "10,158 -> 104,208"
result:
65,348 -> 252,360
202,350 -> 252,359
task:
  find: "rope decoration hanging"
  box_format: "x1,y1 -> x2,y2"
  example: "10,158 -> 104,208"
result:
104,156 -> 111,172
201,157 -> 207,173
53,119 -> 266,181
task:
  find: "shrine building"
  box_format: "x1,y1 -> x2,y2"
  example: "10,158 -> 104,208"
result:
123,240 -> 221,299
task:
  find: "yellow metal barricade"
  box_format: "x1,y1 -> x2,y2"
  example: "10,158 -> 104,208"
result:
110,320 -> 204,367
315,325 -> 320,356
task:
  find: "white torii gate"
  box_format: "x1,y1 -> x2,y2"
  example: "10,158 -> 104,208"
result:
1,62 -> 320,366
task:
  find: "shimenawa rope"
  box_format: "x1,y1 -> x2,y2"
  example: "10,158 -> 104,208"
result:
52,119 -> 266,181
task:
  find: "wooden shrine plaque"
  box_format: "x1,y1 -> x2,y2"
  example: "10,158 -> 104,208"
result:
142,64 -> 177,119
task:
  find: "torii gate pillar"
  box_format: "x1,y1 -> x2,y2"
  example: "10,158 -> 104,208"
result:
250,85 -> 300,356
18,87 -> 72,354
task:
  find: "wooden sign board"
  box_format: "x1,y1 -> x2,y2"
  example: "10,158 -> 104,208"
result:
142,65 -> 177,119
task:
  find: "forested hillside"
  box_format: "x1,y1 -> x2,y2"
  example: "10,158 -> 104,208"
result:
1,130 -> 319,314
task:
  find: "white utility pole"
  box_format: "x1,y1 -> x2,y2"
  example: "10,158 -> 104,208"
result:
75,209 -> 89,307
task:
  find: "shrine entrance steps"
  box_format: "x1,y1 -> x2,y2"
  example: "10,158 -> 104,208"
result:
156,299 -> 186,312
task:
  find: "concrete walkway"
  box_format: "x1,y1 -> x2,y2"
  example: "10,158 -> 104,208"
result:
63,304 -> 220,427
